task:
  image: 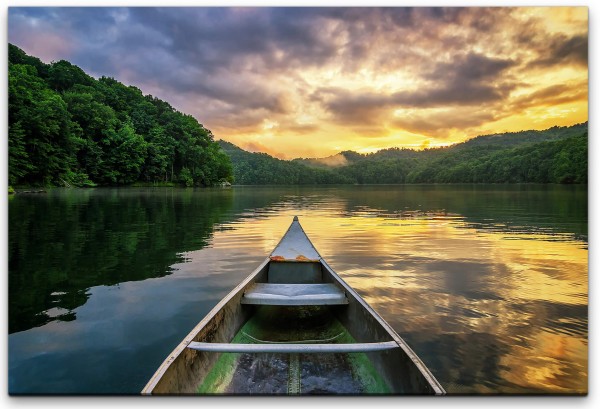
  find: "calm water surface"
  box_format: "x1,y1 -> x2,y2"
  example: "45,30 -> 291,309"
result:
8,185 -> 587,394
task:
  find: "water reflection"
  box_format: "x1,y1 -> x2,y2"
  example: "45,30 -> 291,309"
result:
202,187 -> 587,394
8,185 -> 587,394
292,210 -> 586,394
8,188 -> 286,333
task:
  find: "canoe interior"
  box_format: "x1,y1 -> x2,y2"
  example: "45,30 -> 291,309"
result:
145,260 -> 441,395
197,305 -> 391,394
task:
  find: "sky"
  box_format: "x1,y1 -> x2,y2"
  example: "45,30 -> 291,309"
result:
7,6 -> 588,159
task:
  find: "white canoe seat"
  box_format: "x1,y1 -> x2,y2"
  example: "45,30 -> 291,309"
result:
241,283 -> 348,306
187,341 -> 398,354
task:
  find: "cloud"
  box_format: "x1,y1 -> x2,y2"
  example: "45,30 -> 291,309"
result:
316,88 -> 391,126
240,141 -> 287,159
303,153 -> 349,167
392,108 -> 497,137
8,9 -> 77,61
393,53 -> 518,107
285,123 -> 319,135
7,7 -> 588,158
509,82 -> 588,112
318,52 -> 516,130
529,34 -> 588,68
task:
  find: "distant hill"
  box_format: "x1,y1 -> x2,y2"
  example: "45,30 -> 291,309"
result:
402,129 -> 587,184
295,122 -> 588,169
218,140 -> 351,185
456,123 -> 588,150
221,122 -> 587,185
291,153 -> 350,169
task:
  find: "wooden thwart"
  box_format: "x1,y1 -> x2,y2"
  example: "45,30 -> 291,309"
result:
241,283 -> 348,306
187,341 -> 399,354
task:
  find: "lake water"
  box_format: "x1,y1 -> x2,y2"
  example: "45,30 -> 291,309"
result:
8,185 -> 588,394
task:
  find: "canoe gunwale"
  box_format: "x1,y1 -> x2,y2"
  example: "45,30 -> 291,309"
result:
141,257 -> 270,395
320,259 -> 446,395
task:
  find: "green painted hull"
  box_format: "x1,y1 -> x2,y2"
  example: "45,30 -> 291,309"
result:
197,306 -> 390,394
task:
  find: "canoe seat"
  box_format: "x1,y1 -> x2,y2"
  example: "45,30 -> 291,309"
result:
187,341 -> 398,354
241,283 -> 348,306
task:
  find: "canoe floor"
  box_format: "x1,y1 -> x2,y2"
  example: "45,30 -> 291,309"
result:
196,305 -> 393,394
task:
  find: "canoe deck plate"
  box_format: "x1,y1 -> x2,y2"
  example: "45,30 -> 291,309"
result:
241,283 -> 348,306
270,219 -> 320,261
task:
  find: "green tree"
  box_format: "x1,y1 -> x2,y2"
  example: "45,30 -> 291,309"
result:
9,63 -> 75,185
48,60 -> 94,92
103,120 -> 148,184
8,121 -> 32,185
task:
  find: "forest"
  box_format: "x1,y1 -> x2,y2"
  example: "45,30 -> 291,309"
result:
222,123 -> 587,185
8,44 -> 233,187
218,141 -> 353,185
8,44 -> 587,188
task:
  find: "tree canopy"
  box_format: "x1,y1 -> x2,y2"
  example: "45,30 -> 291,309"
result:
8,44 -> 233,187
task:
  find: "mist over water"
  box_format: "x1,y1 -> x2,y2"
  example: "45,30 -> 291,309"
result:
8,185 -> 587,394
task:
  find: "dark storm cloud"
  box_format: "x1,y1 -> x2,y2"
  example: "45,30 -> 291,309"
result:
507,12 -> 587,71
10,7 -> 460,83
425,53 -> 515,82
54,7 -> 348,115
10,7 -> 127,46
314,88 -> 389,126
9,8 -> 271,133
122,7 -> 343,74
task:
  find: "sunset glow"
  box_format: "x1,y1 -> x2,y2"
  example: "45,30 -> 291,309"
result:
8,7 -> 588,159
194,201 -> 587,393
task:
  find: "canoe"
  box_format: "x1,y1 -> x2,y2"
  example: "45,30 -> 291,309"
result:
142,216 -> 445,395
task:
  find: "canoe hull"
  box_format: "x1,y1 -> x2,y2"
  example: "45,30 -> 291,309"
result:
142,217 -> 444,395
142,259 -> 443,395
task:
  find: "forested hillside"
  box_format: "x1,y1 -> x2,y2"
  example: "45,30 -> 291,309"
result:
224,123 -> 587,185
8,44 -> 233,187
218,141 -> 351,185
401,132 -> 587,183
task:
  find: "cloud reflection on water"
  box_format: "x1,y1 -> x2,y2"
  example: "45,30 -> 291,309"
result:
230,204 -> 587,394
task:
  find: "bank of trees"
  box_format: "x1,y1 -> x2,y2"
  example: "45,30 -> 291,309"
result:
222,124 -> 587,185
8,44 -> 232,187
218,141 -> 352,185
400,131 -> 587,184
